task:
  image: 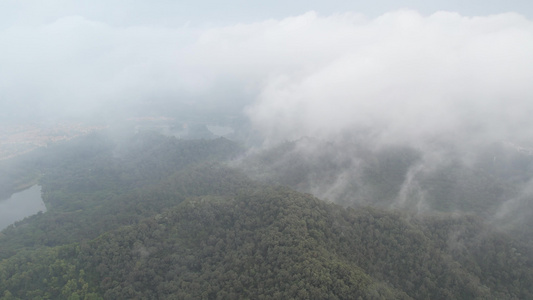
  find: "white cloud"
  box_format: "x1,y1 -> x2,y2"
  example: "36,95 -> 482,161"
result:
1,7 -> 533,148
245,11 -> 533,146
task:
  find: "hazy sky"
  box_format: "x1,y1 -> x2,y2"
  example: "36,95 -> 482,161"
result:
1,0 -> 531,27
1,0 -> 533,146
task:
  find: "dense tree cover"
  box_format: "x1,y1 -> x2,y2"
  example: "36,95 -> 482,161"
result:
0,245 -> 101,300
0,132 -> 245,259
2,187 -> 532,299
238,138 -> 525,216
2,132 -> 533,299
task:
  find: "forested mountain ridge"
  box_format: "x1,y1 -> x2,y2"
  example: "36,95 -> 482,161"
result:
0,132 -> 246,259
237,137 -> 533,250
237,137 -> 530,219
1,132 -> 533,299
2,186 -> 532,299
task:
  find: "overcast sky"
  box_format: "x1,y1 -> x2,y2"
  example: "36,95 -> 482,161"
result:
1,0 -> 532,27
1,0 -> 533,147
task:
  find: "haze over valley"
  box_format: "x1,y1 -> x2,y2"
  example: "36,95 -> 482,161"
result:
1,1 -> 533,299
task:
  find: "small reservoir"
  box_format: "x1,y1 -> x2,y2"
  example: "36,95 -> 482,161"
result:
0,185 -> 46,230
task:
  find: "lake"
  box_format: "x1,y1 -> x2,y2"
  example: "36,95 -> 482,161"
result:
0,185 -> 46,230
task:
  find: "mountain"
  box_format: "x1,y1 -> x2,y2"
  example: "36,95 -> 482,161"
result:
2,186 -> 532,299
1,131 -> 533,299
237,137 -> 533,223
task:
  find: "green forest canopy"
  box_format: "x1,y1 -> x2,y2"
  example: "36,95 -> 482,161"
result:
1,132 -> 532,299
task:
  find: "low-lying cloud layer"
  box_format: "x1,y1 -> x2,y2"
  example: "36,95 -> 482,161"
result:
245,11 -> 533,147
2,9 -> 533,149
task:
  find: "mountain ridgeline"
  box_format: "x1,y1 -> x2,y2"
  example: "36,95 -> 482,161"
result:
1,131 -> 533,299
238,137 -> 533,224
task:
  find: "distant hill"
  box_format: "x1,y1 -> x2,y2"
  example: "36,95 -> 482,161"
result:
237,137 -> 533,225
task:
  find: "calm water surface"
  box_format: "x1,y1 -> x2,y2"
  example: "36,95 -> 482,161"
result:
0,185 -> 46,230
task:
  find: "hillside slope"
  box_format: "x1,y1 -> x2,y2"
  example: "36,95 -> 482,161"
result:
2,187 -> 532,299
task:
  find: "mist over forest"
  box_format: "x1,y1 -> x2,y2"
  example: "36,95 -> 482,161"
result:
2,1 -> 533,299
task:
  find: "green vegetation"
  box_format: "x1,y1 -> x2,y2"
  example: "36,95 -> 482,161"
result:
239,138 -> 525,215
0,132 -> 245,258
1,132 -> 533,299
2,186 -> 532,299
